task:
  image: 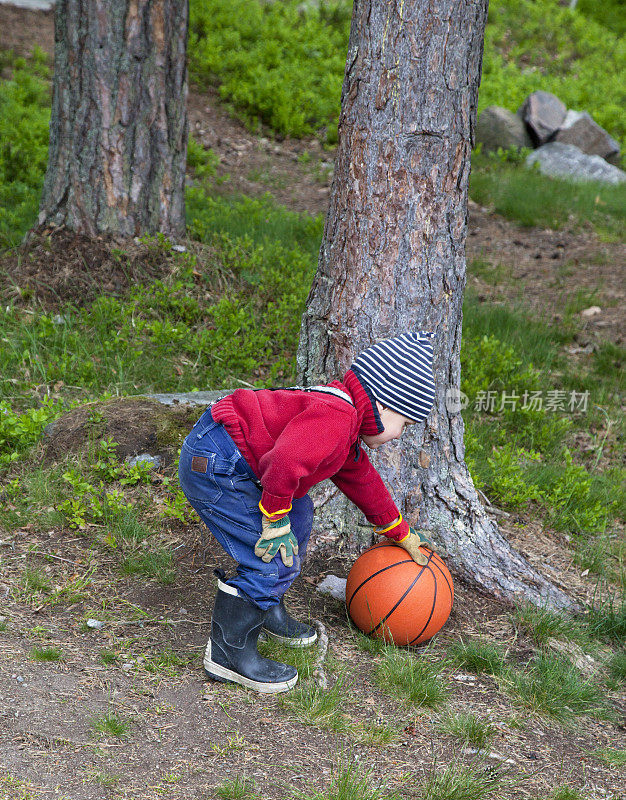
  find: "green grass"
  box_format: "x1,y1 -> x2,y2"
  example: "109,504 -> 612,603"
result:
437,712 -> 496,749
215,776 -> 257,800
141,648 -> 193,676
280,675 -> 352,732
185,0 -> 626,155
503,653 -> 608,721
30,646 -> 63,662
419,760 -> 504,800
549,788 -> 587,800
21,567 -> 50,594
99,650 -> 118,666
582,590 -> 626,645
91,712 -> 132,739
470,151 -> 626,239
511,605 -> 580,647
305,759 -> 400,800
354,719 -> 398,747
593,748 -> 626,768
447,638 -> 507,676
375,647 -> 449,708
119,548 -> 176,585
606,650 -> 626,684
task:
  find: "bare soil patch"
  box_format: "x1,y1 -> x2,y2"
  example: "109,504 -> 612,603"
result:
1,519 -> 625,800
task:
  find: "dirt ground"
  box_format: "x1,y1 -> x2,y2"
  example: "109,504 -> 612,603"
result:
0,6 -> 625,800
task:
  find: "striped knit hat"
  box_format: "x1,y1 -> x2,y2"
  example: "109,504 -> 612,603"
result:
350,331 -> 436,423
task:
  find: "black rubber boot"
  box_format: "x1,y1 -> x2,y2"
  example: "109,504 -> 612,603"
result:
204,579 -> 298,693
262,598 -> 318,648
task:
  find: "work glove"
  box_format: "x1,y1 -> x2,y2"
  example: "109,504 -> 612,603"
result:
255,515 -> 299,568
395,526 -> 433,566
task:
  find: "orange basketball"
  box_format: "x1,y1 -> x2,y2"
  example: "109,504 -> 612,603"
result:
346,541 -> 454,645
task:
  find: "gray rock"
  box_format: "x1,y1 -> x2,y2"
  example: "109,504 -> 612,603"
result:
475,106 -> 533,152
147,390 -> 227,407
518,91 -> 567,146
42,421 -> 59,438
555,110 -> 621,164
0,0 -> 56,8
125,453 -> 161,469
86,619 -> 105,629
316,575 -> 347,602
526,142 -> 626,185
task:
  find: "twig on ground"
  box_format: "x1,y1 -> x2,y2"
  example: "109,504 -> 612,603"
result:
312,619 -> 329,689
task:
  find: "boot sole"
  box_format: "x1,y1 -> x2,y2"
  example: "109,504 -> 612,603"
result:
203,642 -> 298,694
260,628 -> 318,648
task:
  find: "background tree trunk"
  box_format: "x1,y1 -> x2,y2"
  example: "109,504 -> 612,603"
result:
297,0 -> 574,610
37,0 -> 188,239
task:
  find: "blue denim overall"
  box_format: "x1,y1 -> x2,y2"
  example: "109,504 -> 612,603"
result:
178,406 -> 314,610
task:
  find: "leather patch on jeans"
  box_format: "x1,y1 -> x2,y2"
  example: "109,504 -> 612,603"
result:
191,456 -> 208,473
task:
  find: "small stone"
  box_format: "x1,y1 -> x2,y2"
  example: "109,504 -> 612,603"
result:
179,608 -> 188,615
16,676 -> 24,684
125,453 -> 161,469
581,306 -> 602,317
172,245 -> 187,253
316,575 -> 347,602
122,662 -> 134,670
86,619 -> 105,629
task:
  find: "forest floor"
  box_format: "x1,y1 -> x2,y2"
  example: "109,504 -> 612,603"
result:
0,5 -> 624,800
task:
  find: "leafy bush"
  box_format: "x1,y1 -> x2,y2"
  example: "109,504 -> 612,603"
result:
0,49 -> 50,248
187,0 -> 625,153
188,0 -> 349,139
481,0 -> 626,154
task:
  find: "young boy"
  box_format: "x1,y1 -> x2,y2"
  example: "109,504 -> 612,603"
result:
178,330 -> 436,693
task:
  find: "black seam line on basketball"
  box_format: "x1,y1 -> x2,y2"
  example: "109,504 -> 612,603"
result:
430,557 -> 453,602
409,564 -> 438,645
366,552 -> 434,636
346,558 -> 414,613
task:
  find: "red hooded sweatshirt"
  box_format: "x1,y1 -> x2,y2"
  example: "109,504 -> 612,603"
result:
211,369 -> 409,541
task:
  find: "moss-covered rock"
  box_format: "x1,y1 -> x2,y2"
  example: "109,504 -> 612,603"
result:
42,395 -> 214,467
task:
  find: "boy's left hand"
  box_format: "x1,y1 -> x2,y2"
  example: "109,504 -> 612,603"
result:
394,527 -> 433,566
255,515 -> 299,567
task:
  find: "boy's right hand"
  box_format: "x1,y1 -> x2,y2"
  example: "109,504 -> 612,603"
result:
255,515 -> 299,567
394,527 -> 431,566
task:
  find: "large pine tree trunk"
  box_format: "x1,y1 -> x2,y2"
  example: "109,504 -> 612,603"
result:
298,0 -> 574,610
37,0 -> 189,239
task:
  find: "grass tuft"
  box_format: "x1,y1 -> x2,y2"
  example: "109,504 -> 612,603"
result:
30,646 -> 63,662
99,650 -> 118,666
437,712 -> 496,749
215,776 -> 256,800
375,647 -> 448,708
305,758 -> 399,800
504,653 -> 608,721
550,787 -> 587,800
281,675 -> 351,732
119,548 -> 176,585
91,712 -> 132,739
606,650 -> 626,685
447,638 -> 507,675
593,748 -> 626,768
419,759 -> 503,800
511,604 -> 580,647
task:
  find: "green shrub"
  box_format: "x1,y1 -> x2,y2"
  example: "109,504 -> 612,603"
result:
188,0 -> 349,139
0,49 -> 50,248
481,0 -> 626,154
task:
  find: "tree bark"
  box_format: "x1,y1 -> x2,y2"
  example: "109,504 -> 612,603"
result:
37,0 -> 189,239
297,0 -> 574,610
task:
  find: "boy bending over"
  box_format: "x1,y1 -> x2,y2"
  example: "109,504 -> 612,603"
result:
179,330 -> 436,693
